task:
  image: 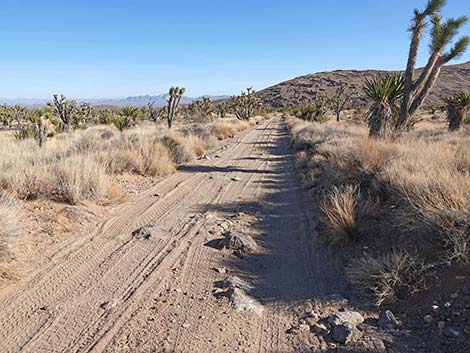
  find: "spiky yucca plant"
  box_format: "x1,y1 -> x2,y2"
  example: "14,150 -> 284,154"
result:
364,73 -> 404,138
398,0 -> 469,129
443,91 -> 470,131
114,106 -> 139,132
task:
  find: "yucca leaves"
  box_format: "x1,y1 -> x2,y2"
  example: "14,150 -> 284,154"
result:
364,73 -> 404,103
443,91 -> 470,131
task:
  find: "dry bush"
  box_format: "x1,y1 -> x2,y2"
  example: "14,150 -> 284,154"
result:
287,115 -> 470,265
137,140 -> 176,176
0,193 -> 20,257
106,182 -> 128,204
161,131 -> 197,164
0,193 -> 21,285
0,115 -> 264,205
321,185 -> 367,243
51,155 -> 109,204
213,121 -> 237,139
347,252 -> 429,306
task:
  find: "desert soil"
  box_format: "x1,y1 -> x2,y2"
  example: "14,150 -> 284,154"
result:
0,117 -> 408,353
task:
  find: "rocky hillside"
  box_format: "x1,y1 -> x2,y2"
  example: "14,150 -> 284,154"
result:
259,61 -> 470,108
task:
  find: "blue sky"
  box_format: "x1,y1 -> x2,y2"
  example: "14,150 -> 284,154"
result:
0,0 -> 469,98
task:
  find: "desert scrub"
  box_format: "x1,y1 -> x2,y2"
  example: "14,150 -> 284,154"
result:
50,155 -> 109,204
0,193 -> 21,284
347,252 -> 429,306
321,185 -> 367,243
288,116 -> 470,264
0,193 -> 20,257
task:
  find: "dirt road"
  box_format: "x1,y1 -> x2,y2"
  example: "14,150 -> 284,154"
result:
0,117 -> 345,353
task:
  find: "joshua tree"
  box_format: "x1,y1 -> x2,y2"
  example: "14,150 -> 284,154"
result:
215,102 -> 229,118
329,82 -> 355,122
443,91 -> 470,131
397,0 -> 469,130
114,106 -> 139,132
166,86 -> 185,128
49,94 -> 78,132
293,92 -> 331,123
24,107 -> 54,147
229,87 -> 261,120
142,101 -> 160,122
364,73 -> 404,138
188,96 -> 214,121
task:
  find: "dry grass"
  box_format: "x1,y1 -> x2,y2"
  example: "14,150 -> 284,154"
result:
0,116 -> 265,205
287,115 -> 470,303
321,185 -> 367,243
0,193 -> 21,284
347,252 -> 429,306
0,193 -> 20,255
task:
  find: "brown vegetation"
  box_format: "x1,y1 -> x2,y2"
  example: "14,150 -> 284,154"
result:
287,114 -> 470,305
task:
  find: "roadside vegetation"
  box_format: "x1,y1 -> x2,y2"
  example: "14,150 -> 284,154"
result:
286,0 -> 470,308
0,87 -> 271,284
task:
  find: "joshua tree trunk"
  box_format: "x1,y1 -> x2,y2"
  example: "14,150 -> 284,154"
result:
396,2 -> 469,131
447,106 -> 463,131
368,101 -> 395,138
166,87 -> 185,129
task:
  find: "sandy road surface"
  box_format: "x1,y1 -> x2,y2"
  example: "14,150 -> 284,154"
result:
0,117 -> 344,353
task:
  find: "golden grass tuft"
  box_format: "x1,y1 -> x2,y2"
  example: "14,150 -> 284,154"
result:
321,185 -> 367,243
347,252 -> 429,306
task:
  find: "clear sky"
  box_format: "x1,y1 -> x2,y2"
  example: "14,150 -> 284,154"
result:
0,0 -> 469,98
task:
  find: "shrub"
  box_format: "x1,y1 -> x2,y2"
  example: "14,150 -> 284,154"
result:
0,193 -> 20,257
321,185 -> 367,243
347,252 -> 430,306
50,155 -> 109,204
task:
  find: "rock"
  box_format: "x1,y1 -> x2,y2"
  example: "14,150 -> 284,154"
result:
100,299 -> 118,310
228,288 -> 263,315
328,293 -> 348,302
424,315 -> 433,324
221,276 -> 254,291
444,302 -> 451,308
328,311 -> 365,327
377,310 -> 398,329
182,323 -> 191,328
443,326 -> 461,338
311,323 -> 330,336
231,176 -> 241,181
332,322 -> 362,344
214,267 -> 227,274
432,305 -> 439,310
63,206 -> 94,220
219,222 -> 230,230
438,321 -> 446,335
368,337 -> 386,351
131,224 -> 158,240
287,323 -> 310,335
222,231 -> 258,253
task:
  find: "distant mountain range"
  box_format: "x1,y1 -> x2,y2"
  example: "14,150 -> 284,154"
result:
258,61 -> 470,108
0,94 -> 231,108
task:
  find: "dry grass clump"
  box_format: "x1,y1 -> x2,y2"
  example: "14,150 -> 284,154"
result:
0,115 -> 267,206
383,136 -> 470,263
50,156 -> 109,204
0,193 -> 21,285
321,185 -> 367,243
347,252 -> 429,306
213,119 -> 251,140
287,115 -> 470,303
161,131 -> 199,164
0,193 -> 20,256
